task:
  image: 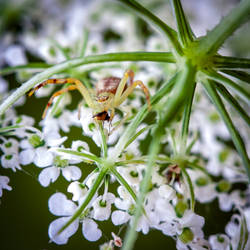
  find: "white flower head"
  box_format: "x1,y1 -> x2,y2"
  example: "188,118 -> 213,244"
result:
92,193 -> 115,221
48,192 -> 102,244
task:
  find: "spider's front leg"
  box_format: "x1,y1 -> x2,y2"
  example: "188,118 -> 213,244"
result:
29,78 -> 96,118
109,106 -> 131,135
114,79 -> 151,109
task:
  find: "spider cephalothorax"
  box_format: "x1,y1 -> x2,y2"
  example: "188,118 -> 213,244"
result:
29,69 -> 151,124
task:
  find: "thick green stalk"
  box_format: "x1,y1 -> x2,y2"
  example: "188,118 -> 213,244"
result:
214,55 -> 250,69
203,80 -> 250,180
117,0 -> 182,55
109,73 -> 178,160
57,167 -> 107,234
180,82 -> 196,154
220,70 -> 250,84
171,0 -> 194,47
197,0 -> 250,55
215,83 -> 250,125
0,52 -> 174,116
122,129 -> 161,250
204,70 -> 250,102
122,62 -> 196,250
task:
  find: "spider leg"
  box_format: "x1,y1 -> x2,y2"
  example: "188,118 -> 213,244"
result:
114,80 -> 151,109
109,107 -> 131,135
77,100 -> 84,120
29,78 -> 96,109
113,69 -> 134,104
42,85 -> 77,119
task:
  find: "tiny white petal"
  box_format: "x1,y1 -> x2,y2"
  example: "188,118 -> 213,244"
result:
67,181 -> 88,201
49,217 -> 79,245
62,166 -> 81,181
82,219 -> 102,241
38,166 -> 60,187
49,193 -> 77,216
19,149 -> 35,165
34,147 -> 53,167
111,210 -> 130,225
0,175 -> 12,197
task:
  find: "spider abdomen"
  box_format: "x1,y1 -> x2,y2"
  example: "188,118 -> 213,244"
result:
96,76 -> 124,95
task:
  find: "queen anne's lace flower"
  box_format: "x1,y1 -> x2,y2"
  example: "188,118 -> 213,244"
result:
48,192 -> 102,244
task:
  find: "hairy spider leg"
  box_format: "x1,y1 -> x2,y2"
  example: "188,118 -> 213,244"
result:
113,69 -> 134,104
109,107 -> 131,135
115,80 -> 151,109
29,78 -> 96,109
42,85 -> 77,119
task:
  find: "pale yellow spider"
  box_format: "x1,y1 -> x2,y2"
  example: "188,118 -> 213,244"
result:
29,69 -> 151,124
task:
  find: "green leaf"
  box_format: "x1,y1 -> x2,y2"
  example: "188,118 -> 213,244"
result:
220,70 -> 250,84
180,82 -> 196,153
203,80 -> 250,181
214,55 -> 250,69
56,148 -> 101,164
117,0 -> 182,55
215,82 -> 250,125
204,70 -> 250,102
124,125 -> 153,150
170,0 -> 194,47
110,167 -> 137,203
0,63 -> 52,75
181,167 -> 195,211
197,0 -> 250,55
79,28 -> 89,57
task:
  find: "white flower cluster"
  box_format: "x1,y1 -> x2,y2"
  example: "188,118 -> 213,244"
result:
0,0 -> 249,250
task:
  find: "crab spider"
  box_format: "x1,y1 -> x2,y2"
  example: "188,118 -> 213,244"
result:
28,69 -> 151,124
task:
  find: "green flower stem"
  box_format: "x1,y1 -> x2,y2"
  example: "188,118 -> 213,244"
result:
117,0 -> 182,55
0,63 -> 52,75
99,123 -> 108,158
79,28 -> 89,57
115,159 -> 146,166
220,70 -> 250,84
187,161 -> 211,178
57,167 -> 108,235
110,167 -> 137,203
171,0 -> 194,47
181,166 -> 195,211
49,38 -> 71,60
214,55 -> 250,69
109,73 -> 177,160
180,82 -> 196,154
122,62 -> 196,250
203,80 -> 250,181
204,70 -> 250,102
122,129 -> 161,250
124,125 -> 153,150
0,125 -> 22,133
197,0 -> 250,55
215,82 -> 250,125
0,51 -> 174,116
56,148 -> 101,164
